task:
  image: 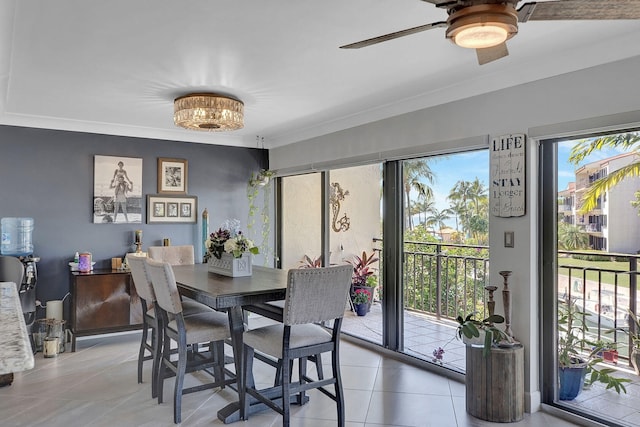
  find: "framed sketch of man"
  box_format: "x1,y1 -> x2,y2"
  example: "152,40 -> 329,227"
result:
93,155 -> 143,224
158,158 -> 187,194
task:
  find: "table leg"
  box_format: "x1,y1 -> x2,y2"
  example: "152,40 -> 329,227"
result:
217,306 -> 290,424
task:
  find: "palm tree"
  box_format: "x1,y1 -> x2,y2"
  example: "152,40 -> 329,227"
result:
558,222 -> 589,250
569,132 -> 640,213
468,178 -> 488,216
426,208 -> 452,240
404,160 -> 435,230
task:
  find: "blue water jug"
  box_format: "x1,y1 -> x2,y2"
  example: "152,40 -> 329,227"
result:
1,217 -> 34,256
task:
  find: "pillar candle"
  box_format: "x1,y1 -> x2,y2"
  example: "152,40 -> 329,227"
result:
135,230 -> 142,244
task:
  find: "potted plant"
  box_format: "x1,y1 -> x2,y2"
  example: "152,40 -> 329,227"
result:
352,288 -> 371,317
592,340 -> 618,364
455,312 -> 507,357
558,298 -> 630,400
348,250 -> 379,312
608,309 -> 640,375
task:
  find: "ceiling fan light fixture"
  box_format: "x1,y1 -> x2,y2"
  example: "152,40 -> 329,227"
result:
446,4 -> 518,49
174,93 -> 244,131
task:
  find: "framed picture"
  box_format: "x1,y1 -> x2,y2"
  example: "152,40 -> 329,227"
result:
146,194 -> 197,224
93,155 -> 143,224
158,158 -> 188,194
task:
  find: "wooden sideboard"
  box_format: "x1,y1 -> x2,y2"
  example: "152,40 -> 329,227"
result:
69,269 -> 142,351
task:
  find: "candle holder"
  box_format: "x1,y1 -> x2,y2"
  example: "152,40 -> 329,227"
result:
484,285 -> 498,323
499,270 -> 513,338
134,230 -> 143,254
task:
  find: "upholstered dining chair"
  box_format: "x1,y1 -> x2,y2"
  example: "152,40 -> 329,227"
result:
241,264 -> 353,427
126,254 -> 215,400
145,258 -> 235,424
0,256 -> 24,290
147,245 -> 195,266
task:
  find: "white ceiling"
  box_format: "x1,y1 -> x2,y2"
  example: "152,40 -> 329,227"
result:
1,0 -> 639,149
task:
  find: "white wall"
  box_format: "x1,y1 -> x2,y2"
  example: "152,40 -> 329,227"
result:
269,55 -> 640,413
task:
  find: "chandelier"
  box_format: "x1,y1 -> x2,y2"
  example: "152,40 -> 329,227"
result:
174,93 -> 244,131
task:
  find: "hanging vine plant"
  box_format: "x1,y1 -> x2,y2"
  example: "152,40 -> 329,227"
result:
247,169 -> 276,265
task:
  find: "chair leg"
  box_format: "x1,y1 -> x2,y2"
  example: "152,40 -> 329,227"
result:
138,318 -> 148,384
296,357 -> 307,405
332,348 -> 345,427
174,340 -> 188,424
157,331 -> 170,404
151,321 -> 162,399
313,353 -> 324,380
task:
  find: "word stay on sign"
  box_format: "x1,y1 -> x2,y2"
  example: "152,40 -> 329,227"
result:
490,134 -> 526,218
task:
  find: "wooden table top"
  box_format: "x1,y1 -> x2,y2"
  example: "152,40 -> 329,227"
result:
172,264 -> 288,309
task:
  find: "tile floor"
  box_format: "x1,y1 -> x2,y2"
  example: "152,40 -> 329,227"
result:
0,317 -> 589,427
342,303 -> 640,427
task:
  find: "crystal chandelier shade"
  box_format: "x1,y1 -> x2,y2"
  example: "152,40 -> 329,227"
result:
174,93 -> 244,131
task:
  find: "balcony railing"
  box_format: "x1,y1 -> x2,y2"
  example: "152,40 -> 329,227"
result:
392,241 -> 640,368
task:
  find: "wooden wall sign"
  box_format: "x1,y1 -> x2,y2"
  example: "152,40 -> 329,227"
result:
490,134 -> 525,218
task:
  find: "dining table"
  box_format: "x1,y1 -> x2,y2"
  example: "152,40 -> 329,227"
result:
172,263 -> 288,423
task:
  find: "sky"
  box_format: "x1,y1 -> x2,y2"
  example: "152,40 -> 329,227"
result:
413,139 -> 629,229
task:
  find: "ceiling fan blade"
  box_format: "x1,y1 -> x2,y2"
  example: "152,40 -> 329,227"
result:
340,21 -> 447,49
476,43 -> 509,65
518,0 -> 640,22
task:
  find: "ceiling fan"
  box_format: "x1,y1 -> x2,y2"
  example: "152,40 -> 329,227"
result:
340,0 -> 640,65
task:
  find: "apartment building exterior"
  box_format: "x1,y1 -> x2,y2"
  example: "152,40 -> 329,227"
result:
560,152 -> 640,253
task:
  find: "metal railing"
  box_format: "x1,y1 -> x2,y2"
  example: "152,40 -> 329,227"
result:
384,241 -> 639,367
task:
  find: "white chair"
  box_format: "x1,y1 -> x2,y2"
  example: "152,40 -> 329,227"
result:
145,258 -> 235,424
241,265 -> 353,427
147,245 -> 195,266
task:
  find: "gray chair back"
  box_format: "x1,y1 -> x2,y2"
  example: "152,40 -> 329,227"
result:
147,245 -> 195,266
283,264 -> 352,326
126,254 -> 155,303
0,256 -> 24,287
145,258 -> 183,316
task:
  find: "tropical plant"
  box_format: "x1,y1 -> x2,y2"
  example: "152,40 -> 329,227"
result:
426,208 -> 453,240
558,298 -> 630,394
404,159 -> 435,230
557,222 -> 589,250
348,250 -> 379,286
299,254 -> 322,269
455,312 -> 507,357
569,132 -> 640,213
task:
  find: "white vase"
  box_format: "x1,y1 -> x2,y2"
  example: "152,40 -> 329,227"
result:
208,253 -> 252,277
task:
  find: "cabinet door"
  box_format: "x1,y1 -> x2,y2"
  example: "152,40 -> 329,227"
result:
74,274 -> 130,331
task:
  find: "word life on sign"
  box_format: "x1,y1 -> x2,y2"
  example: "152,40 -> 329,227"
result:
490,134 -> 525,217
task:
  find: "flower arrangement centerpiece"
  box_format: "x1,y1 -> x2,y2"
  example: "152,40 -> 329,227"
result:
205,219 -> 258,277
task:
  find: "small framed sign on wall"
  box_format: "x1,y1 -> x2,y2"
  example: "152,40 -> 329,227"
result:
490,134 -> 526,218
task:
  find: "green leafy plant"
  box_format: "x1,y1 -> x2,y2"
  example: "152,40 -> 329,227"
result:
455,312 -> 507,357
348,250 -> 379,286
558,298 -> 630,394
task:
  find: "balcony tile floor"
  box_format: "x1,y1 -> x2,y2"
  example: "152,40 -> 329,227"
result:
0,314 -> 587,427
342,302 -> 640,427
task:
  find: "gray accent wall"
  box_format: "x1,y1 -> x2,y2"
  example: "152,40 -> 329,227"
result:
0,125 -> 267,308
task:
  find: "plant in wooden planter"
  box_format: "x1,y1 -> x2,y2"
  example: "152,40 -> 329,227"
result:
455,312 -> 507,357
558,298 -> 630,400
